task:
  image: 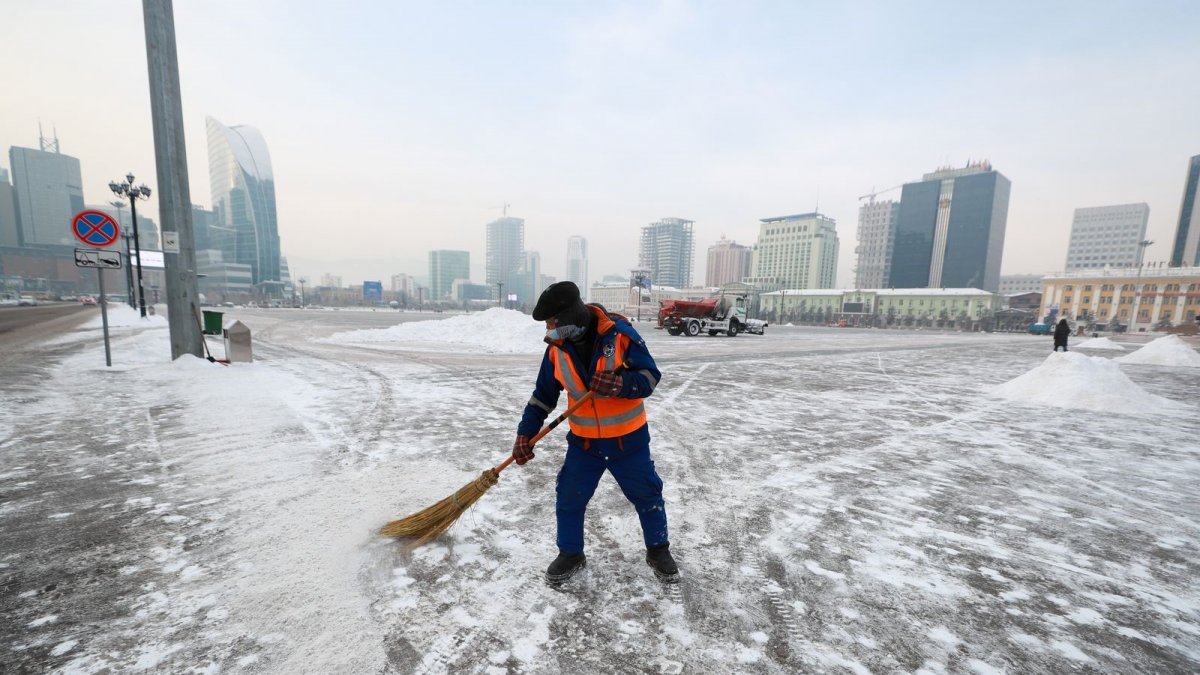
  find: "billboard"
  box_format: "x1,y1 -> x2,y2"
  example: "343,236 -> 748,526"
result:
363,280 -> 383,303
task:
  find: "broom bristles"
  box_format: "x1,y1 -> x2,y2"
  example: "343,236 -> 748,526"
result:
379,469 -> 499,546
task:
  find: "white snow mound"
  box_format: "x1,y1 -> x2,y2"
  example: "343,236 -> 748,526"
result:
1115,335 -> 1200,367
993,352 -> 1183,414
322,307 -> 547,353
1073,337 -> 1126,351
82,304 -> 168,329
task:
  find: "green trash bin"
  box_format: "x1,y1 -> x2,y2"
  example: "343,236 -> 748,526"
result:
202,310 -> 224,335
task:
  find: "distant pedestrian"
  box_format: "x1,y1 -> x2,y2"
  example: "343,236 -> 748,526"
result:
1053,319 -> 1070,352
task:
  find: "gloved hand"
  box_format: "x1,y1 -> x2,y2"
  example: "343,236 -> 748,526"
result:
589,370 -> 624,397
512,434 -> 535,465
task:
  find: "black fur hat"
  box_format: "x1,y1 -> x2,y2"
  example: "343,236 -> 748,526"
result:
532,281 -> 585,322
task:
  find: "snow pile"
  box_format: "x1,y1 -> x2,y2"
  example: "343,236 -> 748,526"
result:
1116,335 -> 1200,367
993,352 -> 1183,414
322,307 -> 547,353
1073,337 -> 1126,351
82,304 -> 168,329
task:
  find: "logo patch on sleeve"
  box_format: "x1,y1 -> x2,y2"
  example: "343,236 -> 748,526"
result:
604,344 -> 616,358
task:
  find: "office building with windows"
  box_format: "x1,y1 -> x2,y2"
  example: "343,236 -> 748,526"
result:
207,117 -> 281,288
486,216 -> 524,302
854,199 -> 899,288
749,213 -> 839,290
1064,203 -> 1150,271
429,249 -> 470,300
706,238 -> 752,287
639,217 -> 694,288
889,161 -> 1011,292
8,144 -> 84,247
566,236 -> 588,298
1170,154 -> 1200,267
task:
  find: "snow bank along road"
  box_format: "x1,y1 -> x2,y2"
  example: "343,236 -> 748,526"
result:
1,308 -> 1198,674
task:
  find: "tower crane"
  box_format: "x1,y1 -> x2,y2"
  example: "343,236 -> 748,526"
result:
857,185 -> 903,202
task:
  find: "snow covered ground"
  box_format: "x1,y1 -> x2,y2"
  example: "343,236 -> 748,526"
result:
2,306 -> 1198,674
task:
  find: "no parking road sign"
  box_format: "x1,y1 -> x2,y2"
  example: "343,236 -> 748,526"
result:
71,210 -> 121,248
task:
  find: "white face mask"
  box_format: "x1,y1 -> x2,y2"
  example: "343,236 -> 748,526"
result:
547,324 -> 587,341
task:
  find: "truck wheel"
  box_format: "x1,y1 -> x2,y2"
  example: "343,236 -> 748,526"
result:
685,320 -> 701,337
727,321 -> 739,337
667,327 -> 682,336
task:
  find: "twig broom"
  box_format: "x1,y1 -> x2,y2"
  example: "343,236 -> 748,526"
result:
379,360 -> 628,547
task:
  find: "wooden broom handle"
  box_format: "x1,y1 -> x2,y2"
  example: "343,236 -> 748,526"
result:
493,360 -> 630,475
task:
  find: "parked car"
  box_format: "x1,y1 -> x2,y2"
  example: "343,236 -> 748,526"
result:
18,296 -> 39,306
81,296 -> 98,305
1028,323 -> 1051,335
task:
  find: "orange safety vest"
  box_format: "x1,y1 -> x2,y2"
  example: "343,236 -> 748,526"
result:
548,313 -> 647,439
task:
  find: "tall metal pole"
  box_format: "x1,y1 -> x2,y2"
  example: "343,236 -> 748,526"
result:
128,195 -> 148,317
1130,239 -> 1154,332
111,200 -> 135,308
143,0 -> 203,359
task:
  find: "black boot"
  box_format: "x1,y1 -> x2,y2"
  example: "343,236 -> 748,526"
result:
545,552 -> 586,584
646,543 -> 679,582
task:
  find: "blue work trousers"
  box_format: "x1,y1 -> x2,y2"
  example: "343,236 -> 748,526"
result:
555,433 -> 669,554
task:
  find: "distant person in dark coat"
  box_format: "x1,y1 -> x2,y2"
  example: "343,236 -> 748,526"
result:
1053,319 -> 1071,352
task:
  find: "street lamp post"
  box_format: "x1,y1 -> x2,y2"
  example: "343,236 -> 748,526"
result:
110,200 -> 135,308
496,282 -> 504,308
298,277 -> 307,308
1130,239 -> 1154,332
109,174 -> 152,317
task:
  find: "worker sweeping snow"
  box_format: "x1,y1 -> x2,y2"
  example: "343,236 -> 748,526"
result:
512,281 -> 679,584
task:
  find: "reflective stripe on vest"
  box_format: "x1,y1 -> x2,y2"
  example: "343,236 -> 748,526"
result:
549,335 -> 647,438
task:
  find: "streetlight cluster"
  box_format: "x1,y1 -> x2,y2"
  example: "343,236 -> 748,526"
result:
109,173 -> 152,317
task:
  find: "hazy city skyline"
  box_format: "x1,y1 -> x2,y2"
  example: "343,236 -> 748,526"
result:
3,1 -> 1198,289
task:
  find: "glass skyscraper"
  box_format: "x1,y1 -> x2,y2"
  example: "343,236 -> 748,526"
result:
889,162 -> 1010,292
429,250 -> 470,300
8,146 -> 84,247
1169,154 -> 1200,268
486,216 -> 524,302
206,117 -> 281,287
566,236 -> 588,298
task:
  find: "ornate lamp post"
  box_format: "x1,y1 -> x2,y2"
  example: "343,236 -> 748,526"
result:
108,174 -> 152,317
109,200 -> 135,308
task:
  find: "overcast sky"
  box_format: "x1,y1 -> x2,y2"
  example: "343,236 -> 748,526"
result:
3,0 -> 1198,289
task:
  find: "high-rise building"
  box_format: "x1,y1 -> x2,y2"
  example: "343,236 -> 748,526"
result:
8,144 -> 84,247
207,117 -> 281,287
566,236 -> 588,298
0,167 -> 18,248
486,216 -> 524,302
750,213 -> 839,289
429,250 -> 470,300
1169,154 -> 1200,267
705,237 -> 752,287
639,217 -> 694,288
510,250 -> 543,307
1064,203 -> 1150,271
854,199 -> 899,288
889,161 -> 1011,292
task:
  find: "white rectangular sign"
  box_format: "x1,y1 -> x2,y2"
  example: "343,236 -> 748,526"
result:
161,231 -> 179,252
74,248 -> 122,269
131,250 -> 165,269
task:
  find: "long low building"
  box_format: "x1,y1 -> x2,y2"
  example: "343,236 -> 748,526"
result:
1040,266 -> 1200,331
760,288 -> 1004,330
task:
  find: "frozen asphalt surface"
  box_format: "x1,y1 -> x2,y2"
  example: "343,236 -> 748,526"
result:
1,308 -> 1198,674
